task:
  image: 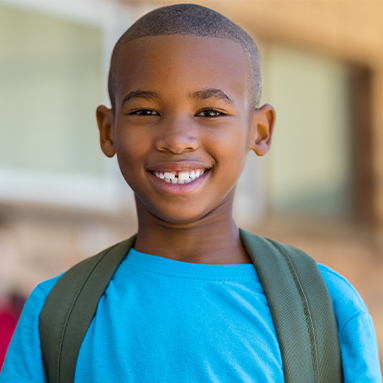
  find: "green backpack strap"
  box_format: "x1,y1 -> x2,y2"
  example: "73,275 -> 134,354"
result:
40,230 -> 343,383
239,228 -> 343,382
39,234 -> 136,383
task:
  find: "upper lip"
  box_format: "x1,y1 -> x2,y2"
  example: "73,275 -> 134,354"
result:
147,161 -> 211,172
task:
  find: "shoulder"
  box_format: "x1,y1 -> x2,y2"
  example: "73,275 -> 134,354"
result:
317,264 -> 368,333
15,273 -> 63,322
0,274 -> 63,382
317,264 -> 367,311
318,265 -> 382,381
36,273 -> 63,298
19,272 -> 63,328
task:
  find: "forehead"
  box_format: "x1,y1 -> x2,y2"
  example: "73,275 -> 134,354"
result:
114,35 -> 251,105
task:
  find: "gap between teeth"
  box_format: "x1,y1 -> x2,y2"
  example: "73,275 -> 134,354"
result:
154,170 -> 205,184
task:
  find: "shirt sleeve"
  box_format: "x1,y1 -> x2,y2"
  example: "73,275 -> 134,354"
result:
340,311 -> 382,383
0,276 -> 60,383
319,264 -> 382,382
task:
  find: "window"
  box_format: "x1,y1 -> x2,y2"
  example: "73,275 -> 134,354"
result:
0,0 -> 146,211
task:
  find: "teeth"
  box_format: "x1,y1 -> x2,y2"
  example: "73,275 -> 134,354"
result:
153,169 -> 207,184
178,172 -> 190,181
164,172 -> 175,180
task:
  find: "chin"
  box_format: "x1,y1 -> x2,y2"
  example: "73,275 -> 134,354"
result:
136,193 -> 232,227
157,212 -> 207,227
153,206 -> 214,227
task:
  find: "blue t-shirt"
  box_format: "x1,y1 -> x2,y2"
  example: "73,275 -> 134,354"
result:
0,248 -> 381,382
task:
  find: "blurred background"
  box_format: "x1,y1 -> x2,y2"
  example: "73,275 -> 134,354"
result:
0,0 -> 382,371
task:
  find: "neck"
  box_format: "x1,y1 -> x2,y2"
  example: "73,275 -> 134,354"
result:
133,195 -> 252,265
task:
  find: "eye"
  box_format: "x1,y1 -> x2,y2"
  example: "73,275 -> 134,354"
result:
130,109 -> 159,116
196,109 -> 224,118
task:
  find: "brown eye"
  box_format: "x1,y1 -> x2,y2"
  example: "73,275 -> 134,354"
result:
131,109 -> 159,116
197,109 -> 223,118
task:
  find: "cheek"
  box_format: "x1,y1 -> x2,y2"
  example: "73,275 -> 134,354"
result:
203,141 -> 248,202
113,129 -> 149,180
207,124 -> 249,169
114,123 -> 149,157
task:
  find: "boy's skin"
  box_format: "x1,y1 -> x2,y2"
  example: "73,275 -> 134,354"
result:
97,35 -> 275,265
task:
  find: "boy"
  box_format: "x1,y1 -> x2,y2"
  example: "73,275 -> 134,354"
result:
0,4 -> 381,382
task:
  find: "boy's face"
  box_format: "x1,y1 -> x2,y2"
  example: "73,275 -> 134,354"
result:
97,35 -> 274,225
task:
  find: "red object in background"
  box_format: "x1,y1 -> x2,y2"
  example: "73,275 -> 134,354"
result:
0,295 -> 25,371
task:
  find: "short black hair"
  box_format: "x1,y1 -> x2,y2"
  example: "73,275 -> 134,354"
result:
108,3 -> 261,109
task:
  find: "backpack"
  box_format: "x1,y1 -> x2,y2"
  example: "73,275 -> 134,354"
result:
39,228 -> 343,383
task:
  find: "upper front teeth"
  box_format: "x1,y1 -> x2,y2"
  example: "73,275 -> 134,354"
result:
164,172 -> 175,180
154,170 -> 205,183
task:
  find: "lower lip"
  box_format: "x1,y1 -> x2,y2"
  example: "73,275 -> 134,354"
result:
148,170 -> 210,195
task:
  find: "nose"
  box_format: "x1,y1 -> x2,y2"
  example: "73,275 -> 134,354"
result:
154,116 -> 199,154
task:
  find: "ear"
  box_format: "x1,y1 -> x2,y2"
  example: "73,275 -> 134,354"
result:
96,105 -> 116,158
249,104 -> 276,156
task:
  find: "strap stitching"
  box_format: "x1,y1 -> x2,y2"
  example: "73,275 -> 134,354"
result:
55,244 -> 118,382
265,239 -> 319,382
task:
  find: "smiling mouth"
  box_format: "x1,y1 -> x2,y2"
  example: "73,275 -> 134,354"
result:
151,169 -> 207,184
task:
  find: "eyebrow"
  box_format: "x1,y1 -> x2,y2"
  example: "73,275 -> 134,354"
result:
190,88 -> 234,104
122,90 -> 160,105
122,88 -> 234,105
